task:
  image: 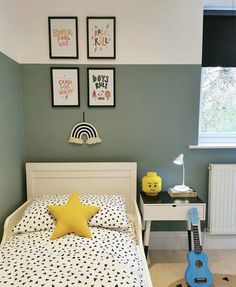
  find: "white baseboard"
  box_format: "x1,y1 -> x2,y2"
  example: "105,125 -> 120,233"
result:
203,232 -> 236,249
149,231 -> 236,250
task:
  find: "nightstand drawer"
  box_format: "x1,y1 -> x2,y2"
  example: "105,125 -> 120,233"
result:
141,204 -> 205,221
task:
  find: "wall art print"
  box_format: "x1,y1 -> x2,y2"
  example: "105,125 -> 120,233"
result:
87,17 -> 116,59
51,67 -> 80,107
48,17 -> 79,59
87,68 -> 115,107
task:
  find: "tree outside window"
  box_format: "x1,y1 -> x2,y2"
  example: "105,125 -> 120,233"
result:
199,67 -> 236,144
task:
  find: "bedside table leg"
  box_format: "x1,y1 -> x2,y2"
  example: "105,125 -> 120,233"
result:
142,220 -> 146,239
144,220 -> 151,258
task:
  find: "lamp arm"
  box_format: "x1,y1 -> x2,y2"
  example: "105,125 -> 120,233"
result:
182,162 -> 185,186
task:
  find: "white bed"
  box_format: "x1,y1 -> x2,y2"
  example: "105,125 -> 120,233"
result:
1,162 -> 153,287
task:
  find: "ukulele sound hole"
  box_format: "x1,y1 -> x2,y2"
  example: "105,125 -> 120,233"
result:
195,260 -> 203,268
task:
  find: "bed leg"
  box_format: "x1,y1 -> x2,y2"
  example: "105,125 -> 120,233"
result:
142,220 -> 146,239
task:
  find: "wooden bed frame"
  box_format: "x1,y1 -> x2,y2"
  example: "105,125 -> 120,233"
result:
1,162 -> 153,287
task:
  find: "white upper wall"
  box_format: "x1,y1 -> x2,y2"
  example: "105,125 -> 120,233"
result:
1,0 -> 204,64
0,0 -> 18,61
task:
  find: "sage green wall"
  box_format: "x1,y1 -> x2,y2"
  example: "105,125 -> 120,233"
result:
22,64 -> 236,231
0,52 -> 25,238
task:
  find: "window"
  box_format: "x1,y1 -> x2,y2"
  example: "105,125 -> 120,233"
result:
199,67 -> 236,144
198,10 -> 236,146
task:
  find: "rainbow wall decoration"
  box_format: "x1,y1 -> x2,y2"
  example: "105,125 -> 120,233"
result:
68,122 -> 101,145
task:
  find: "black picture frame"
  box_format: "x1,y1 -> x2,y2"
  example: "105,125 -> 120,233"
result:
87,67 -> 116,107
48,16 -> 79,59
51,67 -> 80,107
87,17 -> 116,59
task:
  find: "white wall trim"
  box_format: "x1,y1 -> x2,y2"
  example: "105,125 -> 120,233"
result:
188,144 -> 236,149
203,232 -> 236,249
204,0 -> 236,10
149,231 -> 236,250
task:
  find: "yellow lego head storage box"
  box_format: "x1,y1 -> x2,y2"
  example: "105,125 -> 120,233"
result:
142,172 -> 162,196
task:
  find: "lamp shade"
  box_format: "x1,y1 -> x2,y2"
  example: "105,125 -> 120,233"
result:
173,154 -> 184,165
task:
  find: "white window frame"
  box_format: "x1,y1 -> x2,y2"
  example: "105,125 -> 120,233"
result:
204,0 -> 236,10
199,132 -> 236,144
189,66 -> 236,149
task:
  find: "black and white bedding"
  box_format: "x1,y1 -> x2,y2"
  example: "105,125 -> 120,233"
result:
0,195 -> 147,287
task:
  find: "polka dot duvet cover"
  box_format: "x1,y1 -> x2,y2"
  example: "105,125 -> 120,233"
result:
0,221 -> 147,287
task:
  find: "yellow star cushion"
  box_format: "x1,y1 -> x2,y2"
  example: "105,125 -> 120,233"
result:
47,191 -> 100,240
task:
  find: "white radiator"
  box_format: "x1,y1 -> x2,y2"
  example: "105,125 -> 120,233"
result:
209,164 -> 236,235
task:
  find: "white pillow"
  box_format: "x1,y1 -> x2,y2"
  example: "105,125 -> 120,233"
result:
13,194 -> 129,234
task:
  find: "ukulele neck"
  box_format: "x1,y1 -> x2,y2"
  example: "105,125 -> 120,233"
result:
192,224 -> 202,253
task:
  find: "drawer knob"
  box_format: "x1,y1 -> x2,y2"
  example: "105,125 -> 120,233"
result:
172,205 -> 176,207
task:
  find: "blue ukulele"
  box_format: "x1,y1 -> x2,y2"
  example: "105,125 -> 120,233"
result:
185,208 -> 213,287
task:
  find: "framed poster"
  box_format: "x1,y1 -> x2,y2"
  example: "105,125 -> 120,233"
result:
87,68 -> 115,107
87,17 -> 116,59
51,67 -> 80,107
48,17 -> 79,59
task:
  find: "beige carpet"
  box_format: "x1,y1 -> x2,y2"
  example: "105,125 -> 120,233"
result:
168,274 -> 236,287
148,250 -> 236,287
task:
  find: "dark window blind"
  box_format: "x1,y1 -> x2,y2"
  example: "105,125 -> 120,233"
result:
202,10 -> 236,67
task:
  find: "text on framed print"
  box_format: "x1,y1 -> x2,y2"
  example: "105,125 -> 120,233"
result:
51,67 -> 80,107
87,17 -> 116,59
87,68 -> 115,107
48,17 -> 79,59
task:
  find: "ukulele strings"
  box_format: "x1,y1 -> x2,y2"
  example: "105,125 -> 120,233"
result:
192,225 -> 204,280
192,225 -> 202,253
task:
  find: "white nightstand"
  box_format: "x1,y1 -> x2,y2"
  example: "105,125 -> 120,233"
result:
139,191 -> 206,256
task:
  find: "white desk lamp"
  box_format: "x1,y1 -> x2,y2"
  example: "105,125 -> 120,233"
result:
173,153 -> 189,192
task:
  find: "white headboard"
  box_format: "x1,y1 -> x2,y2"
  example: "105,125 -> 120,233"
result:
26,162 -> 137,212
